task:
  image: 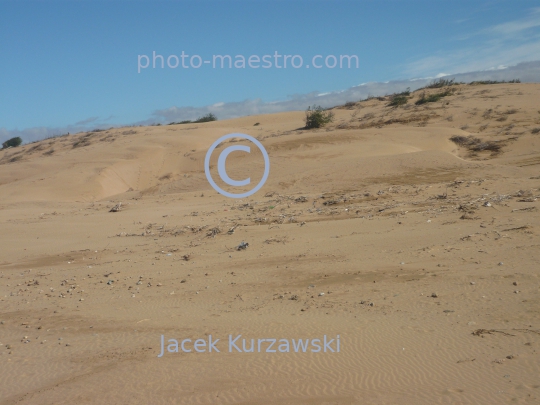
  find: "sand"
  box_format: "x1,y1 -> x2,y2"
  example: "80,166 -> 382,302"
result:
0,83 -> 539,404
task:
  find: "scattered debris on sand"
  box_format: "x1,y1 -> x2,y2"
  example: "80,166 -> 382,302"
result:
109,202 -> 122,212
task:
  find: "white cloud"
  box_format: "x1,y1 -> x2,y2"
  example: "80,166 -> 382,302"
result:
489,8 -> 540,35
406,8 -> 540,77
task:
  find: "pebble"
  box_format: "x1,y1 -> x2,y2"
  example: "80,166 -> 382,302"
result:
498,262 -> 503,266
431,293 -> 438,298
470,282 -> 476,285
513,281 -> 518,286
318,292 -> 324,296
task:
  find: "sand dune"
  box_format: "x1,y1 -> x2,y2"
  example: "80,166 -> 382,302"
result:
1,83 -> 539,404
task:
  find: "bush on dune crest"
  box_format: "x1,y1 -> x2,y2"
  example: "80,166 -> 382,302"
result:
195,113 -> 217,123
415,89 -> 453,105
469,79 -> 520,85
421,78 -> 463,89
169,113 -> 218,126
304,105 -> 335,129
387,88 -> 410,107
2,137 -> 22,149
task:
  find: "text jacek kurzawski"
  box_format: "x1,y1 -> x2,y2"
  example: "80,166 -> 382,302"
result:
157,334 -> 340,357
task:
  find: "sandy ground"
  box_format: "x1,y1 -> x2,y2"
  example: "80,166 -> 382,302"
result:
1,83 -> 539,404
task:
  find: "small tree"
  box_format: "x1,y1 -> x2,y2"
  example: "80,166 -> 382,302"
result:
305,105 -> 334,129
2,137 -> 22,149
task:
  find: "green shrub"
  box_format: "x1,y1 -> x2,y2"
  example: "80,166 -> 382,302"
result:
2,137 -> 22,149
387,88 -> 410,107
304,105 -> 335,129
415,90 -> 453,105
195,113 -> 217,123
469,79 -> 520,85
421,78 -> 462,89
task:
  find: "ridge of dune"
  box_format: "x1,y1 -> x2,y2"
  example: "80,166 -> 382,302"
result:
2,83 -> 539,203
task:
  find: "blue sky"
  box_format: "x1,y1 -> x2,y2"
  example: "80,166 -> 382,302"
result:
1,0 -> 540,143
